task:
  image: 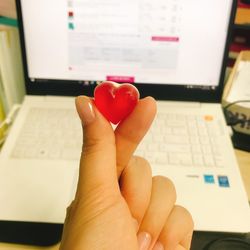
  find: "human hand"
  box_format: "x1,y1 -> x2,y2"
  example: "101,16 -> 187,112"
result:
59,95 -> 194,250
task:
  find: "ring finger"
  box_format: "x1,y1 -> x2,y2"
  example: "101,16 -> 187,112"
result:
138,176 -> 177,249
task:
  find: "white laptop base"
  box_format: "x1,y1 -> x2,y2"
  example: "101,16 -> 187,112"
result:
0,96 -> 80,224
0,96 -> 250,233
136,101 -> 250,233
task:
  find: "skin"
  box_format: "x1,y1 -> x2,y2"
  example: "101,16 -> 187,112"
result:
59,95 -> 194,250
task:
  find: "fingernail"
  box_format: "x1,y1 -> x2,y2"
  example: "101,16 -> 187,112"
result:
76,96 -> 95,125
152,241 -> 164,250
137,232 -> 151,250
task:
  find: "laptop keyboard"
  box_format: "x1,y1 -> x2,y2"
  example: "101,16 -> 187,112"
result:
11,108 -> 82,160
135,113 -> 226,168
11,107 -> 226,168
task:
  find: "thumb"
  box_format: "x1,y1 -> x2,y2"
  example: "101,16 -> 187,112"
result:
75,96 -> 119,195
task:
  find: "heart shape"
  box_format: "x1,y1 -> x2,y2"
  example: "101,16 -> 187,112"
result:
94,81 -> 140,124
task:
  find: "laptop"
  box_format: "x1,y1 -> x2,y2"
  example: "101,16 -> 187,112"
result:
0,0 -> 249,245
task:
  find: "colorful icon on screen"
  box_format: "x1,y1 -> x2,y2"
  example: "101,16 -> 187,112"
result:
68,11 -> 74,18
68,22 -> 75,30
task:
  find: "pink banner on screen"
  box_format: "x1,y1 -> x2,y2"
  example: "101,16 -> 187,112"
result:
151,36 -> 179,42
106,76 -> 135,83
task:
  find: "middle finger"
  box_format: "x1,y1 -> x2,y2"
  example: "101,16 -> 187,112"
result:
119,156 -> 152,227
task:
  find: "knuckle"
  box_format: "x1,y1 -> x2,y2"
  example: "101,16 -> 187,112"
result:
152,176 -> 177,201
122,155 -> 152,179
133,155 -> 150,166
76,187 -> 122,221
82,137 -> 114,157
175,205 -> 194,229
129,156 -> 152,175
134,155 -> 151,167
82,139 -> 101,155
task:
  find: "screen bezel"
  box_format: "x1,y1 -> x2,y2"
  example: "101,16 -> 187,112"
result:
16,0 -> 237,102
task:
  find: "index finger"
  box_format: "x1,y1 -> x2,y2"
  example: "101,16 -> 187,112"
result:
115,96 -> 156,177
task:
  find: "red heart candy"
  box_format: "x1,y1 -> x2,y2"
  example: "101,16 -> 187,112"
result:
94,81 -> 140,124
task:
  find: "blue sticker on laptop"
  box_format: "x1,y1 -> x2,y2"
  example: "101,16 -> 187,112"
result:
218,175 -> 230,187
204,175 -> 215,184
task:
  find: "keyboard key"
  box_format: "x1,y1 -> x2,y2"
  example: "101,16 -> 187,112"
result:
204,155 -> 214,167
191,145 -> 202,153
147,143 -> 159,151
160,144 -> 190,153
11,108 -> 82,161
134,111 -> 226,169
48,148 -> 61,159
180,154 -> 193,166
193,154 -> 204,166
173,127 -> 188,135
153,135 -> 165,143
167,120 -> 186,127
164,135 -> 189,144
145,152 -> 160,164
202,145 -> 212,154
204,115 -> 214,121
155,152 -> 168,164
200,136 -> 210,145
169,153 -> 181,165
190,136 -> 200,145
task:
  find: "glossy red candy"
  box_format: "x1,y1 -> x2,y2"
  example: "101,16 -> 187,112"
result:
94,81 -> 140,124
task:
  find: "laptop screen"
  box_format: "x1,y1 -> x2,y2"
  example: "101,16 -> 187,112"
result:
17,0 -> 236,101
